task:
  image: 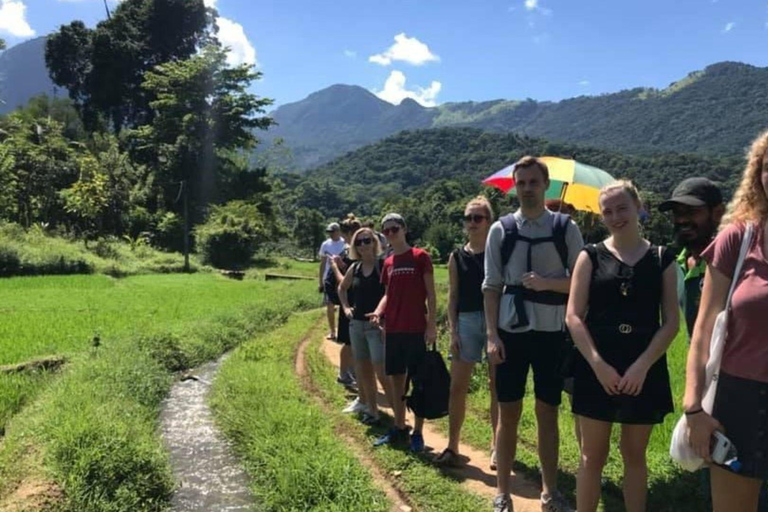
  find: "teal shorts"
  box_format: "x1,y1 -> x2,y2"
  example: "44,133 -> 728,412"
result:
457,311 -> 487,363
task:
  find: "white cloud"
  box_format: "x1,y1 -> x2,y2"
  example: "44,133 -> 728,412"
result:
344,49 -> 356,58
216,16 -> 257,67
0,0 -> 35,37
524,0 -> 552,15
579,80 -> 590,86
722,21 -> 735,32
369,33 -> 439,67
373,70 -> 441,107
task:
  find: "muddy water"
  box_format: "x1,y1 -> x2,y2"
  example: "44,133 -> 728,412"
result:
160,359 -> 255,512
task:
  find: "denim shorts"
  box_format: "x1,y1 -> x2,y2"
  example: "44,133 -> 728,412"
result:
457,311 -> 487,363
349,319 -> 385,365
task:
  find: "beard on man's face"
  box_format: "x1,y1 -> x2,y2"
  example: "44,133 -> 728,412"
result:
674,217 -> 717,247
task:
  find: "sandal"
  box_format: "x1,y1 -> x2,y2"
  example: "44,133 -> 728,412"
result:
434,448 -> 460,467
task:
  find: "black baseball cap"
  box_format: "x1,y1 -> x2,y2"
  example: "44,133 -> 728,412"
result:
658,178 -> 723,212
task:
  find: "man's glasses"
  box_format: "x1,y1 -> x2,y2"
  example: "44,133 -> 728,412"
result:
382,226 -> 401,236
463,214 -> 487,224
354,237 -> 373,247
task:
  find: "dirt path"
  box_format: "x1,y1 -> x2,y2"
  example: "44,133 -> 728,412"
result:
295,320 -> 414,512
315,334 -> 544,512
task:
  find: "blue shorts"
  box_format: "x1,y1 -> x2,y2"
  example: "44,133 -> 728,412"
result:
457,311 -> 487,363
350,319 -> 385,365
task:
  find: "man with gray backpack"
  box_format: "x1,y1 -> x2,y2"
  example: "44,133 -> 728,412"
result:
484,156 -> 584,512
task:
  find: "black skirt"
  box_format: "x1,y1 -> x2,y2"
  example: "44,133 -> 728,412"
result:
712,372 -> 768,479
571,325 -> 673,425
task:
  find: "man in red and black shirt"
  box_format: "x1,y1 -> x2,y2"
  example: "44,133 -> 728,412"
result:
368,213 -> 437,452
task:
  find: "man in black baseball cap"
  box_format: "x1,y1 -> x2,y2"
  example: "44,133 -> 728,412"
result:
659,177 -> 725,339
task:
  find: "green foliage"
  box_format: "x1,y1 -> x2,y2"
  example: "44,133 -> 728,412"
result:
45,0 -> 211,131
292,207 -> 325,260
152,211 -> 184,252
195,201 -> 268,269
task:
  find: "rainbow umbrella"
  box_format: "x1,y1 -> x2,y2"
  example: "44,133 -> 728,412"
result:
482,156 -> 616,213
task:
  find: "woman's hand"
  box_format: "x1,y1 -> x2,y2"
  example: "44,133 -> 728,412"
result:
593,360 -> 622,396
619,361 -> 649,396
450,331 -> 461,359
687,411 -> 723,461
343,306 -> 354,319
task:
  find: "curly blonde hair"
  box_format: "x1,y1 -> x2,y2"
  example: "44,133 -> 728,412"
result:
722,129 -> 768,227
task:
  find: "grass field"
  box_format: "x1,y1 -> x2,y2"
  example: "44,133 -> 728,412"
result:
0,270 -> 319,511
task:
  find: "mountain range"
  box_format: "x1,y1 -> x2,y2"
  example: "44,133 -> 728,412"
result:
2,37 -> 767,169
265,61 -> 768,169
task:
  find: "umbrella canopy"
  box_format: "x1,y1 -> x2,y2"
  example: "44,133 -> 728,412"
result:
482,156 -> 617,213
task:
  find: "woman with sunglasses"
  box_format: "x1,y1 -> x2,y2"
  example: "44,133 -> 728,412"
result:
435,196 -> 499,467
368,213 -> 437,452
338,227 -> 394,425
566,181 -> 678,512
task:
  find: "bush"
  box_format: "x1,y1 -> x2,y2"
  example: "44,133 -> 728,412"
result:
0,244 -> 21,277
152,212 -> 185,253
195,201 -> 269,270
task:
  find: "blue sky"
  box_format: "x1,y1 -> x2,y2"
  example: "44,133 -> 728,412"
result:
2,0 -> 768,108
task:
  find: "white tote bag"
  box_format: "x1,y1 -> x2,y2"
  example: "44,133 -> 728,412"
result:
669,223 -> 754,471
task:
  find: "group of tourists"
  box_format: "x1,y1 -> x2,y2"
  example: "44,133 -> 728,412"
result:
315,129 -> 768,512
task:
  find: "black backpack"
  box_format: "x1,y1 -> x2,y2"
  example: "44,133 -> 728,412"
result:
404,344 -> 450,420
499,211 -> 571,271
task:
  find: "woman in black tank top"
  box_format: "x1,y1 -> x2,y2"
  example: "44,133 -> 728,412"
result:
566,181 -> 679,512
435,196 -> 500,468
339,227 -> 393,425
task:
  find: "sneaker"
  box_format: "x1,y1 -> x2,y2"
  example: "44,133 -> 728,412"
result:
541,491 -> 574,512
336,373 -> 355,387
342,398 -> 368,414
493,493 -> 513,512
374,427 -> 408,447
326,333 -> 337,340
490,449 -> 497,471
360,412 -> 381,426
434,448 -> 460,467
410,431 -> 425,453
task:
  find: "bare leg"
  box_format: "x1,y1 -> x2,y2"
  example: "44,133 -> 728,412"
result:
536,399 -> 560,496
447,358 -> 474,453
576,416 -> 611,512
496,400 -> 523,495
620,423 -> 653,512
326,304 -> 335,337
711,464 -> 762,512
389,374 -> 407,429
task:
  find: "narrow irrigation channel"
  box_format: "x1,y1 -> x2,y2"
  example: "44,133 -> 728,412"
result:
160,358 -> 255,512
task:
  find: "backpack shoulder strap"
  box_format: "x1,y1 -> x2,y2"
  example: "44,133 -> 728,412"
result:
499,213 -> 519,269
551,212 -> 571,270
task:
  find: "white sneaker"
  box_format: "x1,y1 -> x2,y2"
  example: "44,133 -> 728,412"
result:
342,398 -> 368,414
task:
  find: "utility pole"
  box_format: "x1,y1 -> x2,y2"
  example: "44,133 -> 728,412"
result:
103,0 -> 112,19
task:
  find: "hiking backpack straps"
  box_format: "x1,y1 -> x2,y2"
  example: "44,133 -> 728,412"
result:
499,211 -> 571,329
499,211 -> 570,271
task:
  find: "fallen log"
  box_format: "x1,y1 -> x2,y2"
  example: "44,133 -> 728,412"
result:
0,356 -> 67,375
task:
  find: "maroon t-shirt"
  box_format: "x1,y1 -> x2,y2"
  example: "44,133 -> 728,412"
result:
701,222 -> 768,383
381,247 -> 433,333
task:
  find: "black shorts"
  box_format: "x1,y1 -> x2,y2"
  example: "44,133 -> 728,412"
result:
385,332 -> 426,376
712,372 -> 768,479
336,311 -> 351,346
496,330 -> 566,406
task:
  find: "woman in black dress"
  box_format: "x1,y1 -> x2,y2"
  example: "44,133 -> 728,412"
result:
565,181 -> 679,512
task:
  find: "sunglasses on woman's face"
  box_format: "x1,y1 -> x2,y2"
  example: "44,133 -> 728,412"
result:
463,214 -> 487,224
354,237 -> 373,247
382,226 -> 401,236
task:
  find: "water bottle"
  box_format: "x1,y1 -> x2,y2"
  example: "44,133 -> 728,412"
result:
711,431 -> 742,472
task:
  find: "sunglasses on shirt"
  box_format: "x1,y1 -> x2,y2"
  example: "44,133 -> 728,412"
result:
354,237 -> 373,247
382,226 -> 401,236
463,214 -> 488,224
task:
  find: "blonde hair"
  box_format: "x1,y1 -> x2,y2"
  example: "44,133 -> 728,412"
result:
599,180 -> 641,209
465,195 -> 495,221
348,228 -> 382,260
722,129 -> 768,227
340,213 -> 362,237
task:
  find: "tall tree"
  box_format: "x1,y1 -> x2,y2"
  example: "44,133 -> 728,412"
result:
129,44 -> 273,224
45,0 -> 212,131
